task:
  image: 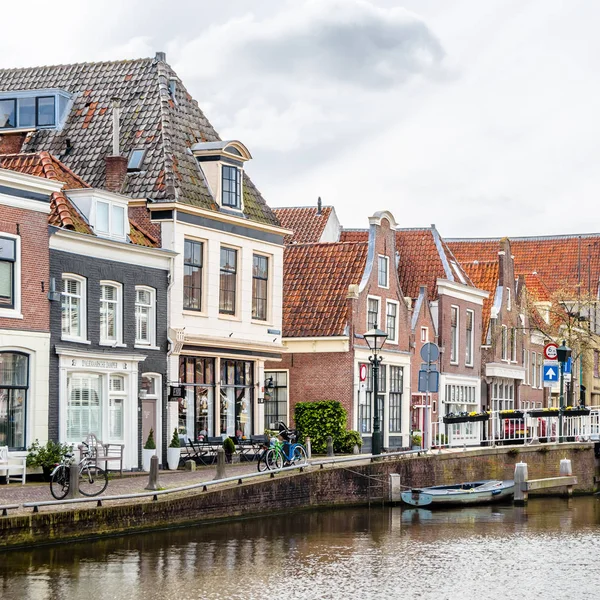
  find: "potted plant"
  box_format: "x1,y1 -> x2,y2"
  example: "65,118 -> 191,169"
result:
411,433 -> 422,450
167,428 -> 181,471
529,407 -> 559,418
142,428 -> 156,471
562,405 -> 591,417
26,439 -> 71,481
499,409 -> 525,420
223,436 -> 237,463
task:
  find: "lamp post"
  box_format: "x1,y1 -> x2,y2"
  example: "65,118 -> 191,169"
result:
363,328 -> 388,456
557,340 -> 572,443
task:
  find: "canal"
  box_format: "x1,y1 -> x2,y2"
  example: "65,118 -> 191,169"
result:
1,497 -> 599,600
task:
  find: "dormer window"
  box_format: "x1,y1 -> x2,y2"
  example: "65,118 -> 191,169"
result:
222,165 -> 241,209
96,201 -> 125,239
0,90 -> 70,130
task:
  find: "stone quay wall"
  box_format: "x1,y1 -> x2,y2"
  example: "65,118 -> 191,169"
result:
1,444 -> 597,551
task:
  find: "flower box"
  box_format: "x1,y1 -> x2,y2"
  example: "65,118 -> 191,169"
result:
499,411 -> 525,420
561,408 -> 591,417
528,409 -> 559,418
443,414 -> 489,424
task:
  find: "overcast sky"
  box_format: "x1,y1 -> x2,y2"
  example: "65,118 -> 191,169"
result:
1,0 -> 598,237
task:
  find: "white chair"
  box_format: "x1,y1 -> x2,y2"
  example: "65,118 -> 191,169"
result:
0,446 -> 27,485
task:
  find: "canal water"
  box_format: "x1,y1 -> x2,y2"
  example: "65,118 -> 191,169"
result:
1,497 -> 600,600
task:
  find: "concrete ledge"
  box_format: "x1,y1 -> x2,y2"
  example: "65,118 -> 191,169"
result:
524,476 -> 578,491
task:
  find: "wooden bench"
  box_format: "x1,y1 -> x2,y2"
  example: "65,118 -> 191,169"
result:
0,446 -> 26,484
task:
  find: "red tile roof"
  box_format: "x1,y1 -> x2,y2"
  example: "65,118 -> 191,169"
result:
448,235 -> 600,297
520,272 -> 551,303
274,206 -> 333,244
282,242 -> 367,337
340,229 -> 368,243
461,261 -> 499,342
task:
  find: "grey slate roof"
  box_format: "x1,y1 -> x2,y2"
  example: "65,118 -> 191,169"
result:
0,56 -> 279,226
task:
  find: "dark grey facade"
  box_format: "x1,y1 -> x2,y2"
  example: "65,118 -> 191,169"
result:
49,246 -> 169,468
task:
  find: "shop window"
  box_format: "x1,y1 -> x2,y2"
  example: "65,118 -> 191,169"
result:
0,352 -> 28,450
220,359 -> 253,438
109,375 -> 125,441
264,371 -> 287,429
178,357 -> 215,440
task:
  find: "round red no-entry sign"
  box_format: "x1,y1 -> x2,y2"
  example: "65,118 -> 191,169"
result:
359,364 -> 368,382
544,343 -> 558,361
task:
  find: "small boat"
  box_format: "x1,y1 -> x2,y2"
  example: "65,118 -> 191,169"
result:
401,480 -> 514,507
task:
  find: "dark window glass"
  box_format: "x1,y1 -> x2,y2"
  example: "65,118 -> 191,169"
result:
219,247 -> 237,315
0,352 -> 29,450
37,96 -> 55,126
219,359 -> 253,438
18,98 -> 35,127
386,302 -> 397,341
127,149 -> 146,171
222,165 -> 241,208
0,237 -> 16,308
389,366 -> 403,433
183,240 -> 203,311
252,254 -> 268,320
367,298 -> 379,330
264,371 -> 287,429
0,99 -> 16,128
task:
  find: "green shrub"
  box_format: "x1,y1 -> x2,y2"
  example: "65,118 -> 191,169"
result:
334,430 -> 363,454
411,433 -> 422,447
294,400 -> 348,454
169,428 -> 180,448
223,437 -> 236,454
26,439 -> 71,469
144,428 -> 156,450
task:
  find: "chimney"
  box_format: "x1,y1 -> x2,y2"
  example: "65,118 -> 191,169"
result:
317,196 -> 322,215
155,51 -> 166,62
105,97 -> 127,193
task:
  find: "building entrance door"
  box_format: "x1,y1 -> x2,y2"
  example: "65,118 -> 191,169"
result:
142,399 -> 156,446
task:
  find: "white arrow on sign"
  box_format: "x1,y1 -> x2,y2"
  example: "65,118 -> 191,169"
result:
545,367 -> 557,380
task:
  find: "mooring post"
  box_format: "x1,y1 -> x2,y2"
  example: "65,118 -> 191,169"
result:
145,455 -> 161,491
214,447 -> 226,480
326,436 -> 334,457
66,464 -> 80,499
305,437 -> 312,459
560,458 -> 573,497
389,474 -> 401,503
514,462 -> 528,505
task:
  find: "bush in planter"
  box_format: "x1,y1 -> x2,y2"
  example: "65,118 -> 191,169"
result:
144,428 -> 156,450
26,439 -> 71,479
334,430 -> 363,454
294,400 -> 347,454
169,429 -> 180,448
223,437 -> 236,455
411,433 -> 422,448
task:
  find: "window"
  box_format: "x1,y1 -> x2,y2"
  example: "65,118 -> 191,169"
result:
0,99 -> 16,128
135,287 -> 156,346
93,200 -> 127,240
183,239 -> 203,311
100,283 -> 122,344
0,236 -> 16,309
61,275 -> 86,340
378,256 -> 389,288
450,306 -> 459,364
466,309 -> 474,366
421,327 -> 428,342
66,373 -> 101,443
386,301 -> 397,342
367,298 -> 379,330
37,96 -> 56,126
389,366 -> 403,433
531,352 -> 537,388
0,95 -> 56,128
510,328 -> 517,362
538,353 -> 543,389
501,325 -> 508,361
96,201 -> 109,233
0,352 -> 28,450
127,148 -> 146,171
506,288 -> 512,311
264,371 -> 287,430
219,247 -> 237,315
220,360 -> 253,438
490,378 -> 514,412
222,165 -> 241,209
108,375 -> 126,441
359,363 -> 386,434
252,254 -> 269,321
524,349 -> 529,385
179,357 -> 215,440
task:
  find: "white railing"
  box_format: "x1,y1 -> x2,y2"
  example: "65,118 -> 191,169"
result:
429,408 -> 600,449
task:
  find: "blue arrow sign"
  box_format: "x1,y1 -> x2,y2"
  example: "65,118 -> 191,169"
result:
543,364 -> 559,382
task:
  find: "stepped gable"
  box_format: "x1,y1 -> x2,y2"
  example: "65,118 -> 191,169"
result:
448,234 -> 600,296
273,206 -> 333,244
0,56 -> 278,226
282,241 -> 368,337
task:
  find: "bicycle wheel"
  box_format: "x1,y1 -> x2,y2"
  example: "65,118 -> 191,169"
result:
78,464 -> 108,496
267,448 -> 283,470
50,466 -> 70,500
257,449 -> 270,472
291,445 -> 308,466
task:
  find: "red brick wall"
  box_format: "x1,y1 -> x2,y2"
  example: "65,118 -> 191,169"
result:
0,206 -> 50,332
129,205 -> 162,245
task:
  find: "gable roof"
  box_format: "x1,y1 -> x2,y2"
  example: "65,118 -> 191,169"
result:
461,260 -> 500,343
273,206 -> 333,244
282,242 -> 368,337
0,56 -> 278,226
340,229 -> 368,243
448,234 -> 600,297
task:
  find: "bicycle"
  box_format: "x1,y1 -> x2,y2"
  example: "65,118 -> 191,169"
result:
258,422 -> 308,471
50,441 -> 109,499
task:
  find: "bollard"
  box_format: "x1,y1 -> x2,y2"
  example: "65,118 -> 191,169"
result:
326,436 -> 334,457
560,458 -> 573,497
389,473 -> 402,503
305,437 -> 312,459
353,444 -> 360,455
184,460 -> 196,471
145,455 -> 161,491
514,462 -> 528,505
214,447 -> 226,480
66,464 -> 80,499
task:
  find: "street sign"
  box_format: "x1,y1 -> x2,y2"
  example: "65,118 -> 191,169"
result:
359,364 -> 368,382
544,343 -> 558,361
420,363 -> 438,372
543,364 -> 559,384
420,342 -> 439,364
418,369 -> 439,393
564,357 -> 572,375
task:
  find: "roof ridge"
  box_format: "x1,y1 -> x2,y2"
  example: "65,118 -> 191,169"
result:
0,57 -> 154,74
448,233 -> 600,242
273,205 -> 334,210
288,240 -> 368,248
44,153 -> 90,188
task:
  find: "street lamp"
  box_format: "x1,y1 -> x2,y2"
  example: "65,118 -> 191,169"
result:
363,328 -> 388,456
557,340 -> 572,443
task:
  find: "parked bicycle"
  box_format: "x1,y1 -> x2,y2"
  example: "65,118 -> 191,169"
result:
50,441 -> 109,499
257,422 -> 308,471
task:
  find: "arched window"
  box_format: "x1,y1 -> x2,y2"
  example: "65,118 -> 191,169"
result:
0,352 -> 29,450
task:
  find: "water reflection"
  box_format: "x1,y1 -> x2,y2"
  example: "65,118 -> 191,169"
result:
1,498 -> 600,600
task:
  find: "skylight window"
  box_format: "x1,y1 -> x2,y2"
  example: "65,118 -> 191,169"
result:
127,149 -> 146,172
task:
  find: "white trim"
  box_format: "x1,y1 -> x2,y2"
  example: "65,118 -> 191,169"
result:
377,255 -> 389,289
0,231 -> 21,318
367,295 -> 381,331
485,363 -> 526,380
450,304 -> 459,365
437,279 -> 489,304
283,337 -> 349,354
385,299 -> 399,344
135,285 -> 157,347
0,193 -> 51,214
465,308 -> 475,367
61,273 -> 87,342
99,280 -> 123,345
0,167 -> 63,195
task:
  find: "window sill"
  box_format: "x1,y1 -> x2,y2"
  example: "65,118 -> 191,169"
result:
99,342 -> 127,348
251,319 -> 272,326
0,310 -> 23,319
61,337 -> 91,344
218,313 -> 240,322
465,363 -> 474,368
135,344 -> 161,351
183,310 -> 208,318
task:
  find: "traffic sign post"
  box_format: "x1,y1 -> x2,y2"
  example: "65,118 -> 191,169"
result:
543,363 -> 559,387
418,342 -> 440,452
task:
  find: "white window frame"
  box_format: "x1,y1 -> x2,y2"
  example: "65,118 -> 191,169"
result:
219,245 -> 240,318
135,286 -> 157,348
220,164 -> 243,211
465,309 -> 474,367
450,305 -> 459,365
385,300 -> 398,344
367,296 -> 380,331
506,287 -> 512,311
61,274 -> 87,342
99,281 -> 123,346
108,374 -> 126,442
421,327 -> 429,343
251,252 -> 270,323
377,255 -> 389,289
501,325 -> 508,362
510,328 -> 517,363
0,232 -> 21,319
93,199 -> 128,241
